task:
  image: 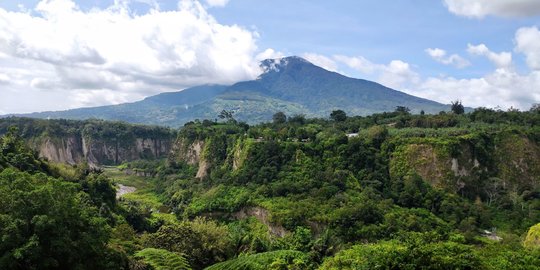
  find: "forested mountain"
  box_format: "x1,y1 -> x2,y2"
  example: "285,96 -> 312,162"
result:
1,108 -> 539,269
12,57 -> 449,126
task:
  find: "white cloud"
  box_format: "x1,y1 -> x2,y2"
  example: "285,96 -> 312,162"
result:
0,73 -> 9,84
72,89 -> 132,108
204,0 -> 229,7
335,55 -> 419,89
0,0 -> 267,113
426,48 -> 446,59
302,53 -> 338,72
414,69 -> 540,110
256,48 -> 284,61
322,33 -> 538,110
444,0 -> 540,18
378,60 -> 420,89
467,44 -> 512,69
334,55 -> 377,74
515,26 -> 540,70
425,48 -> 470,68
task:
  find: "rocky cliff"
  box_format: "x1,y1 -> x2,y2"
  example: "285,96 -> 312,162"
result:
29,134 -> 172,166
389,131 -> 540,196
0,117 -> 175,166
170,134 -> 254,180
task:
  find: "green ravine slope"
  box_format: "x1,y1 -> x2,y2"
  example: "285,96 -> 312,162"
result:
11,56 -> 449,126
0,108 -> 539,269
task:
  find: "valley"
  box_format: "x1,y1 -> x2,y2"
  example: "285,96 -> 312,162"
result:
1,108 -> 539,269
2,1 -> 539,269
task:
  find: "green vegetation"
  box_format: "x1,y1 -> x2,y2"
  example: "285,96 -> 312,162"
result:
0,106 -> 539,269
135,248 -> 191,270
524,223 -> 540,249
0,128 -> 124,269
204,250 -> 310,270
0,117 -> 174,141
320,233 -> 482,270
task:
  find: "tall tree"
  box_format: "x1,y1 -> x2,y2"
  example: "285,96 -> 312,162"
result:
395,106 -> 411,114
330,110 -> 347,122
451,100 -> 465,114
272,111 -> 287,124
218,110 -> 236,123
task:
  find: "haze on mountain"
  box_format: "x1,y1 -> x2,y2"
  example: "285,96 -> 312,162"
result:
12,56 -> 448,127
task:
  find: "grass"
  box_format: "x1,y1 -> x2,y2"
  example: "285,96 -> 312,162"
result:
102,166 -> 151,189
104,166 -> 178,223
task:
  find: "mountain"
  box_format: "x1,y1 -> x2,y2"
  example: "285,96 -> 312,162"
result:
15,84 -> 228,125
13,56 -> 449,126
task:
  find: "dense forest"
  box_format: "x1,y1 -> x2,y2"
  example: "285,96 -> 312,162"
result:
1,105 -> 540,269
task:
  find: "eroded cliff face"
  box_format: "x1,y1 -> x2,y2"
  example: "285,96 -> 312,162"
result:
37,136 -> 85,165
389,133 -> 540,193
171,136 -> 253,179
32,135 -> 172,166
171,138 -> 209,178
171,138 -> 205,165
494,134 -> 540,191
232,207 -> 288,237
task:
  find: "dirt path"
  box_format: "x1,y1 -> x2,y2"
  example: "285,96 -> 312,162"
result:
116,184 -> 137,198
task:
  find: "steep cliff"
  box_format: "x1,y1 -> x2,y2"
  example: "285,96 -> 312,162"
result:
170,124 -> 254,179
170,137 -> 208,177
0,117 -> 175,166
389,131 -> 540,196
32,135 -> 172,166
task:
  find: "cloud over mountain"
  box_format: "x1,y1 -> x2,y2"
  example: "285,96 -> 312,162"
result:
0,0 -> 264,113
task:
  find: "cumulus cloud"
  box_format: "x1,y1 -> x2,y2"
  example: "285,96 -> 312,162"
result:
409,35 -> 538,110
322,30 -> 538,110
379,60 -> 420,89
0,73 -> 9,84
444,0 -> 540,18
0,0 -> 266,113
334,55 -> 376,74
425,48 -> 470,68
204,0 -> 230,7
467,44 -> 512,69
256,48 -> 284,61
515,26 -> 540,70
302,53 -> 338,72
415,69 -> 540,110
335,55 -> 419,89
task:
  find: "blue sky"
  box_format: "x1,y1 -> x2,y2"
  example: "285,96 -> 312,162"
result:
1,0 -> 539,113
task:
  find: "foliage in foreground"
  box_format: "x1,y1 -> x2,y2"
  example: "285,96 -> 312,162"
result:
524,223 -> 540,249
204,250 -> 310,270
135,248 -> 191,270
0,168 -> 120,269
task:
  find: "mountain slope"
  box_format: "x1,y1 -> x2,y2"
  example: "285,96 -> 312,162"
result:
19,85 -> 228,125
11,56 -> 449,126
225,56 -> 446,115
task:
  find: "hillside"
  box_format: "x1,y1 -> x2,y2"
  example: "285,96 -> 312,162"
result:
1,108 -> 539,269
13,57 -> 449,126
